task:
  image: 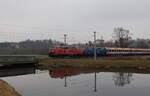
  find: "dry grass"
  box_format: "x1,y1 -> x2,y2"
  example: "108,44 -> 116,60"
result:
0,79 -> 21,96
38,56 -> 150,69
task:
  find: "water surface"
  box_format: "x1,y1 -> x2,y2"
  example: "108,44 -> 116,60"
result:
1,67 -> 150,96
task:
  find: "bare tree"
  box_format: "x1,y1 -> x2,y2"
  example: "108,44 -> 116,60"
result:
113,72 -> 133,87
113,27 -> 132,48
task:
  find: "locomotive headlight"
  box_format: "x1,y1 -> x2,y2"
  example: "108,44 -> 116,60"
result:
51,50 -> 54,52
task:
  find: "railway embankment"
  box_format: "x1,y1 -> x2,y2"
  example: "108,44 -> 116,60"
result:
38,56 -> 150,70
0,79 -> 21,96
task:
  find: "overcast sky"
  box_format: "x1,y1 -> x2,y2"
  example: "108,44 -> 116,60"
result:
0,0 -> 150,43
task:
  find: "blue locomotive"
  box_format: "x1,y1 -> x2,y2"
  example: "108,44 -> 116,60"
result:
83,48 -> 107,56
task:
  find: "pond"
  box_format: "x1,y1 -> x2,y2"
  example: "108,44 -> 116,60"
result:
1,67 -> 150,96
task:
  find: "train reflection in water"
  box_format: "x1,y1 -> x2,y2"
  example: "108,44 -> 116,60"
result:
49,70 -> 80,78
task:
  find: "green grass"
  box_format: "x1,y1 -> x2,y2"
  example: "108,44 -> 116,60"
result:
0,55 -> 49,59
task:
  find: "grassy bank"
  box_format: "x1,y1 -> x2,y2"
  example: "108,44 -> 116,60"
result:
0,79 -> 21,96
38,56 -> 150,69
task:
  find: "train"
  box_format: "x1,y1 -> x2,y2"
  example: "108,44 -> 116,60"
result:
48,46 -> 150,57
49,70 -> 80,78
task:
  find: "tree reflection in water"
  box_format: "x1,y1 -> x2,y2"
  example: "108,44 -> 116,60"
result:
113,72 -> 133,87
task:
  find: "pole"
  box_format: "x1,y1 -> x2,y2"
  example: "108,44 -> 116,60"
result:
64,34 -> 67,45
94,31 -> 97,60
64,76 -> 67,87
94,72 -> 97,92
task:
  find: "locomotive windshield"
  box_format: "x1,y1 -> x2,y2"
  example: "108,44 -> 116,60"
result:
52,46 -> 77,49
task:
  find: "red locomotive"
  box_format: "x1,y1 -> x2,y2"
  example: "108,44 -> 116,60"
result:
49,70 -> 80,78
48,46 -> 84,57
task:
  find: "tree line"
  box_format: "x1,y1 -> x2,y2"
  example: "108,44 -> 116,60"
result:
92,27 -> 150,48
0,39 -> 63,55
0,27 -> 150,55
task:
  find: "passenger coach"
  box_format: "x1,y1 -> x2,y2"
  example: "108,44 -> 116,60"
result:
105,47 -> 150,56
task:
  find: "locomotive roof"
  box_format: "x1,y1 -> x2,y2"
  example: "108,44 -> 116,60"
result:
51,45 -> 80,49
105,47 -> 150,50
